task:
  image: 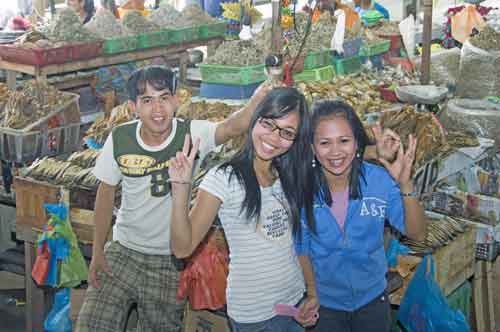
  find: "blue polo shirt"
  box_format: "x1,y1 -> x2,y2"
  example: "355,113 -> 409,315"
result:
295,162 -> 405,311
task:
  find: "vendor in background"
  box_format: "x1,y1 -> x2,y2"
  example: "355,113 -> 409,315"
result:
66,0 -> 95,24
304,0 -> 360,30
295,101 -> 427,332
354,0 -> 390,20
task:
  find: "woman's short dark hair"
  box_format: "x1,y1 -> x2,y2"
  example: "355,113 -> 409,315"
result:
311,100 -> 370,204
219,87 -> 315,234
127,66 -> 177,102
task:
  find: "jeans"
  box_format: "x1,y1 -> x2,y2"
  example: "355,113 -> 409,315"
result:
314,292 -> 391,332
229,314 -> 304,332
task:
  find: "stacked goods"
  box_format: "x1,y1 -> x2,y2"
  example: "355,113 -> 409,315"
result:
84,102 -> 134,146
1,81 -> 74,129
379,107 -> 478,172
25,150 -> 101,190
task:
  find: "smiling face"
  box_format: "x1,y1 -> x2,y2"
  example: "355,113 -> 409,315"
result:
130,82 -> 178,146
251,112 -> 300,163
313,115 -> 357,181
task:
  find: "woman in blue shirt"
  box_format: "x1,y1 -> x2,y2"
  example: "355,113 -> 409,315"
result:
295,100 -> 427,332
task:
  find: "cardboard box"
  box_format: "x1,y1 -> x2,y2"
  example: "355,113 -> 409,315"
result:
183,304 -> 230,332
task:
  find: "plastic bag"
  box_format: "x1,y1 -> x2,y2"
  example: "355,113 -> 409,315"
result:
425,48 -> 461,86
331,9 -> 346,54
451,5 -> 486,43
456,40 -> 500,99
397,255 -> 470,332
44,288 -> 72,332
177,231 -> 228,310
32,242 -> 50,286
439,98 -> 500,142
399,15 -> 416,60
386,239 -> 410,268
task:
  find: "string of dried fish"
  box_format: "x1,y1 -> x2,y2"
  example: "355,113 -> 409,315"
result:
121,11 -> 160,33
85,9 -> 132,39
2,81 -> 72,129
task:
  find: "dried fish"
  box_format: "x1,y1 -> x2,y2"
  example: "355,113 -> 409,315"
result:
370,20 -> 400,35
85,9 -> 132,39
121,11 -> 160,34
149,3 -> 181,28
174,4 -> 217,28
84,102 -> 134,145
44,8 -> 100,43
470,25 -> 500,51
205,40 -> 265,66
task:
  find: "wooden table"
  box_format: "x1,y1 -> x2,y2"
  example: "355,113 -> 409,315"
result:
1,38 -> 223,89
16,224 -> 93,332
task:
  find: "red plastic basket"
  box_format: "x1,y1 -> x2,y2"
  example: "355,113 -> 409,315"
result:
0,44 -> 72,65
377,33 -> 403,51
68,41 -> 103,61
384,56 -> 415,73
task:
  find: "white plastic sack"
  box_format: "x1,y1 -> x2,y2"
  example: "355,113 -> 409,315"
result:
331,9 -> 346,54
399,14 -> 416,60
456,40 -> 500,99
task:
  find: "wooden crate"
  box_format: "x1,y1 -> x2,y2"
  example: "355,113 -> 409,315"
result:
434,226 -> 476,296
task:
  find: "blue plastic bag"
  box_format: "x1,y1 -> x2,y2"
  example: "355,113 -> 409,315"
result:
386,239 -> 410,268
397,255 -> 470,332
44,288 -> 72,332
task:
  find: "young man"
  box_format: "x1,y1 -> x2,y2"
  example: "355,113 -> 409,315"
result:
75,66 -> 270,332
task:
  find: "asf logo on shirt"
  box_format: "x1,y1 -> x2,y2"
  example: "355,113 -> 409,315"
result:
360,197 -> 387,219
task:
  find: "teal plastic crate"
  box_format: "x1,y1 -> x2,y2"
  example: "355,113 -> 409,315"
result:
332,55 -> 362,75
137,30 -> 171,49
293,65 -> 335,82
359,40 -> 391,56
303,50 -> 331,70
198,63 -> 266,85
199,22 -> 227,39
102,35 -> 138,54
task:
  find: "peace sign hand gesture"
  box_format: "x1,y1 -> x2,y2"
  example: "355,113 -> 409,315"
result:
168,134 -> 201,186
378,134 -> 417,188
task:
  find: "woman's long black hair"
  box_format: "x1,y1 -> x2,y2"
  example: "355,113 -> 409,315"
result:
311,100 -> 370,207
218,87 -> 315,235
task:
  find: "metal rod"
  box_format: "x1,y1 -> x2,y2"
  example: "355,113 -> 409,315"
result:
420,0 -> 432,84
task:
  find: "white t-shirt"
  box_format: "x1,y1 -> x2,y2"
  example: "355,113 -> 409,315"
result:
93,118 -> 217,255
200,166 -> 305,323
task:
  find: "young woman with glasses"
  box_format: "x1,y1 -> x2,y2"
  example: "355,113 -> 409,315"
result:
168,87 -> 319,332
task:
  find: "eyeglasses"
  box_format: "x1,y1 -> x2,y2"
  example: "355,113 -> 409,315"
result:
258,118 -> 297,141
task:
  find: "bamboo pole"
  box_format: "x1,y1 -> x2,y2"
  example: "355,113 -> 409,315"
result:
420,0 -> 432,84
271,0 -> 281,54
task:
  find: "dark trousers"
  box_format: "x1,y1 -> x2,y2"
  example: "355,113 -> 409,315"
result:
314,292 -> 391,332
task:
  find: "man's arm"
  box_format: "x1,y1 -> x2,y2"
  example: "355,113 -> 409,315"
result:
214,83 -> 272,146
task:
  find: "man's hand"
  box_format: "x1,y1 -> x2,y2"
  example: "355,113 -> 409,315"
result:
295,295 -> 320,327
88,249 -> 113,289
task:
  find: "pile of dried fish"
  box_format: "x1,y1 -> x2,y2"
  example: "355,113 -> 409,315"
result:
295,72 -> 391,117
121,11 -> 160,33
402,216 -> 467,253
85,9 -> 132,39
44,8 -> 100,43
375,65 -> 419,87
15,29 -> 62,48
25,154 -> 100,190
174,4 -> 217,28
177,100 -> 239,122
470,25 -> 500,51
2,81 -> 72,129
380,107 -> 479,171
84,102 -> 134,145
149,3 -> 181,27
67,150 -> 101,169
205,39 -> 265,66
370,20 -> 400,35
361,27 -> 386,45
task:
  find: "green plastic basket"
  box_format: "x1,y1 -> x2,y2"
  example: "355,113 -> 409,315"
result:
359,40 -> 390,56
332,55 -> 362,75
294,65 -> 335,82
198,63 -> 266,85
170,27 -> 201,44
102,35 -> 138,54
137,30 -> 171,49
303,50 -> 331,70
199,22 -> 227,39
